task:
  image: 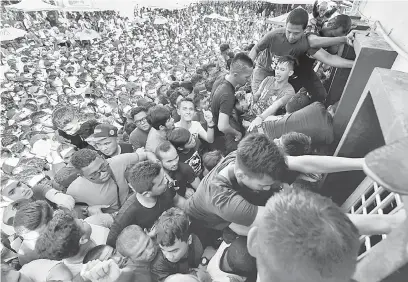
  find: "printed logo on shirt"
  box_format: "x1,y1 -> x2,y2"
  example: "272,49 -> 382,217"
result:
186,151 -> 202,176
270,54 -> 281,71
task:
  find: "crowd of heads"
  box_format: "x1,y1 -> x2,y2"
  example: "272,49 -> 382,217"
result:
0,1 -> 367,282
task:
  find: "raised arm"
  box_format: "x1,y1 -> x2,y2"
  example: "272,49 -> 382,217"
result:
311,48 -> 354,69
308,34 -> 347,49
286,155 -> 364,174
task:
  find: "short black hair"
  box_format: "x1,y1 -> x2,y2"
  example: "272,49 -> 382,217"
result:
331,14 -> 352,34
177,98 -> 195,109
277,55 -> 298,70
230,52 -> 254,70
237,133 -> 288,181
167,128 -> 191,149
130,106 -> 147,120
146,105 -> 171,130
286,7 -> 309,30
281,132 -> 312,156
285,94 -> 311,113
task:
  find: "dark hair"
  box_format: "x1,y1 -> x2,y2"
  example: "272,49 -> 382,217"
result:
203,150 -> 223,171
192,93 -> 207,108
130,106 -> 147,120
179,81 -> 193,93
13,200 -> 53,235
191,74 -> 204,86
230,52 -> 254,70
146,105 -> 171,130
156,208 -> 190,247
124,122 -> 137,135
227,237 -> 257,276
167,128 -> 191,149
281,132 -> 312,156
124,161 -> 161,193
331,15 -> 352,34
277,55 -> 298,70
83,245 -> 111,264
155,141 -> 174,160
285,94 -> 310,113
177,98 -> 195,109
70,148 -> 100,170
286,7 -> 309,30
237,133 -> 288,181
220,43 -> 230,53
36,211 -> 82,260
77,119 -> 100,139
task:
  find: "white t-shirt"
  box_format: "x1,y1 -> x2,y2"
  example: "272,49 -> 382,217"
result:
175,121 -> 206,141
20,259 -> 62,282
207,242 -> 246,282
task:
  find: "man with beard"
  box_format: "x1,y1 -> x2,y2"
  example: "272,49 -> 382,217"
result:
156,141 -> 200,198
106,160 -> 186,247
129,107 -> 151,150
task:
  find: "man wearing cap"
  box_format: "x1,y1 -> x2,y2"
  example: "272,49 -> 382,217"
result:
86,124 -> 134,159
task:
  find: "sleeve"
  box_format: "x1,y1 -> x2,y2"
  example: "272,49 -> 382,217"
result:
106,204 -> 137,247
31,184 -> 53,200
213,184 -> 258,226
255,30 -> 277,53
218,90 -> 235,116
151,252 -> 176,282
109,153 -> 142,169
181,163 -> 196,184
307,47 -> 319,56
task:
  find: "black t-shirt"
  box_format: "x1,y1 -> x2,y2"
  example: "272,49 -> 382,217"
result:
169,162 -> 196,197
106,187 -> 176,247
58,129 -> 89,149
178,143 -> 202,177
211,76 -> 241,136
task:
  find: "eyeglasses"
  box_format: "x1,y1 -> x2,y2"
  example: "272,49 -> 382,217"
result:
134,117 -> 147,125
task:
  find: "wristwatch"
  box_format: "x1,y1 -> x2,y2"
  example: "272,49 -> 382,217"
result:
200,257 -> 209,266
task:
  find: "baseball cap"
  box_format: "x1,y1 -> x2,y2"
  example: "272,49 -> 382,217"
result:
86,124 -> 118,143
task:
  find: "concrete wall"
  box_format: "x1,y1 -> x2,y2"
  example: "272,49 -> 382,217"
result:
359,0 -> 408,73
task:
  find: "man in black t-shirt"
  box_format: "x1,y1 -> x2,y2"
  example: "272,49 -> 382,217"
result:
106,160 -> 186,247
156,141 -> 200,198
86,124 -> 134,159
211,53 -> 253,154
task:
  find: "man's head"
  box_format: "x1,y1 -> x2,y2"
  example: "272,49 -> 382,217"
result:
117,225 -> 158,263
229,53 -> 254,87
202,150 -> 223,176
235,134 -> 288,191
52,106 -> 80,135
36,211 -> 92,261
71,149 -> 112,184
156,141 -> 180,172
146,105 -> 174,131
86,124 -> 119,157
155,208 -> 191,263
275,132 -> 312,156
247,188 -> 360,282
1,179 -> 33,202
285,94 -> 310,113
227,237 -> 257,277
130,106 -> 150,132
124,160 -> 168,197
177,98 -> 195,122
167,128 -> 196,151
13,200 -> 53,236
220,43 -> 230,55
285,8 -> 309,43
83,244 -> 127,268
275,55 -> 297,82
321,15 -> 352,37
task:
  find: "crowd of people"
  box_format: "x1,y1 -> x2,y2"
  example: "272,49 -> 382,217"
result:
1,1 -> 406,282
